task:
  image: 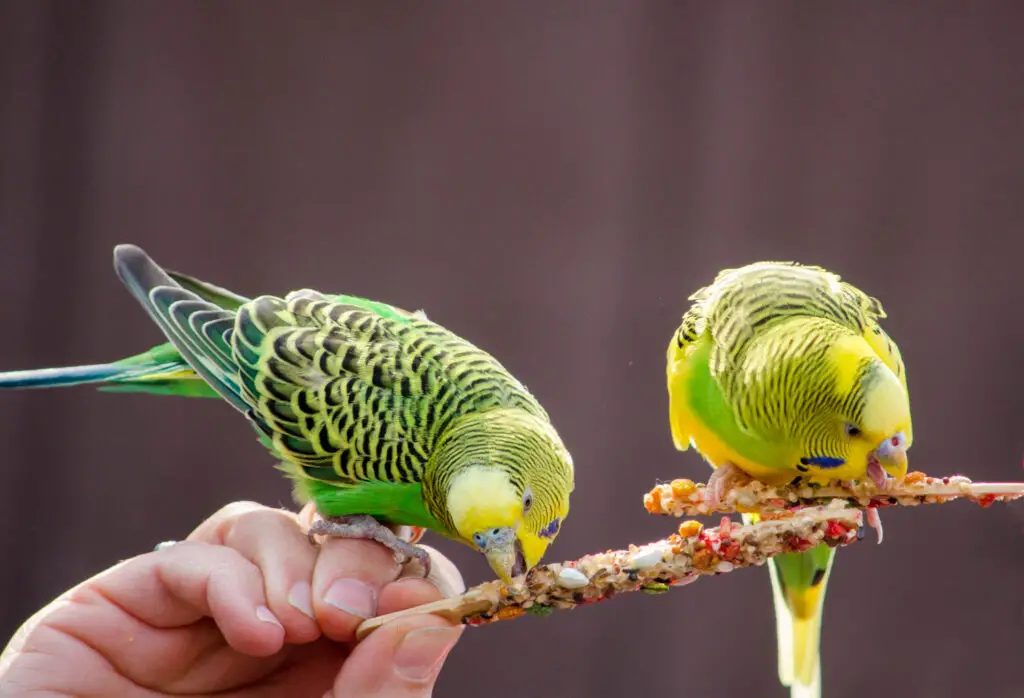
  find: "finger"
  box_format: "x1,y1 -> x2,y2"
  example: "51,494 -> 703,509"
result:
311,536 -> 402,642
330,615 -> 463,698
35,542 -> 287,691
186,500 -> 267,541
296,499 -> 318,527
187,501 -> 321,644
101,542 -> 284,655
0,603 -> 144,697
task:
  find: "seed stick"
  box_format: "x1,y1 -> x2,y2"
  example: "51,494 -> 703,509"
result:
644,470 -> 1024,518
356,506 -> 862,640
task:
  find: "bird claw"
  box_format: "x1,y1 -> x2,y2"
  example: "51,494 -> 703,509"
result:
307,514 -> 432,578
704,462 -> 747,509
864,508 -> 884,545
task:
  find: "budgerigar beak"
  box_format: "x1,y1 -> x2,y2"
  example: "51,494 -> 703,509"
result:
484,538 -> 527,584
868,431 -> 908,487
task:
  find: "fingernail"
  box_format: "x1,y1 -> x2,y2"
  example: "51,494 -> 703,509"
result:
324,578 -> 377,619
288,581 -> 314,618
394,626 -> 461,681
256,605 -> 282,627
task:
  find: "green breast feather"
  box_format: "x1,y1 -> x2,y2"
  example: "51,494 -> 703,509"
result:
682,335 -> 794,467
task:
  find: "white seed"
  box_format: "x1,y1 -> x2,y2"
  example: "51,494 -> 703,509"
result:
716,561 -> 735,573
629,547 -> 664,570
557,567 -> 590,589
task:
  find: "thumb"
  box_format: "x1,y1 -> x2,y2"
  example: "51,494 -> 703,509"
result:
330,615 -> 463,697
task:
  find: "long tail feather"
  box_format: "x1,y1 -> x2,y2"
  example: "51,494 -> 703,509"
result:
768,556 -> 831,698
0,321 -> 225,398
0,363 -> 148,389
97,370 -> 220,397
0,354 -> 218,398
744,512 -> 833,698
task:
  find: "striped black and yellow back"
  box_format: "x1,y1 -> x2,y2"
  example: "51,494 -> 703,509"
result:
674,261 -> 907,391
113,245 -> 552,491
235,290 -> 550,486
668,261 -> 912,454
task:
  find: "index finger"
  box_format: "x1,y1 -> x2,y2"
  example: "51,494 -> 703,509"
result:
13,541 -> 289,693
93,541 -> 285,657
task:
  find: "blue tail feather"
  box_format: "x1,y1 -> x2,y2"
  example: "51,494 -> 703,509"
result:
0,363 -> 136,389
0,354 -> 218,398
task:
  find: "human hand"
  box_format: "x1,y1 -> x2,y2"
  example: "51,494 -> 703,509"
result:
0,501 -> 466,697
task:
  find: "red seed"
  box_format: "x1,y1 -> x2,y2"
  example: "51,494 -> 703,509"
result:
784,535 -> 813,552
825,521 -> 847,538
720,540 -> 742,561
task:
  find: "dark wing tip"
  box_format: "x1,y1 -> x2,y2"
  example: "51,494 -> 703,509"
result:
113,243 -> 146,267
113,244 -> 176,297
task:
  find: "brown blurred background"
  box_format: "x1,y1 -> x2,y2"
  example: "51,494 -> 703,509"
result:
1,2 -> 1022,696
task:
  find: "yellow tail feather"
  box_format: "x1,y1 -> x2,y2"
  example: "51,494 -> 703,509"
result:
768,560 -> 829,698
745,513 -> 832,698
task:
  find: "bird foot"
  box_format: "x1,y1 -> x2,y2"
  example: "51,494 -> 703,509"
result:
308,514 -> 432,577
704,461 -> 749,508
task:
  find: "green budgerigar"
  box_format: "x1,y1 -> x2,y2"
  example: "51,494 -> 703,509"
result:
0,245 -> 575,582
666,262 -> 912,698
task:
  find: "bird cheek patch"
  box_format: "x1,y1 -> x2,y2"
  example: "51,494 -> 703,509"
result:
539,518 -> 562,539
799,456 -> 846,469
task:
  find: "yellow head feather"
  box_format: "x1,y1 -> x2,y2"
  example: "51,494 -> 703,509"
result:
427,408 -> 574,582
827,336 -> 912,481
446,464 -> 570,579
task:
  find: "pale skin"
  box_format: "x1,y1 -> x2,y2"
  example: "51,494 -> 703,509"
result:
0,501 -> 466,697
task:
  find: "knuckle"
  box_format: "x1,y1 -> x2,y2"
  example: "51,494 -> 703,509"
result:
211,504 -> 301,548
214,500 -> 267,520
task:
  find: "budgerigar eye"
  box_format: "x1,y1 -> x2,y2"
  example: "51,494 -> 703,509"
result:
844,423 -> 861,437
522,487 -> 534,513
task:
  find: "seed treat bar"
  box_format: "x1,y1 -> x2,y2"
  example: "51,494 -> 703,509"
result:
644,469 -> 1024,518
355,505 -> 862,640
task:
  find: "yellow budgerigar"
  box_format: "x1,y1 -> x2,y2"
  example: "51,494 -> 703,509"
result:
665,261 -> 913,698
